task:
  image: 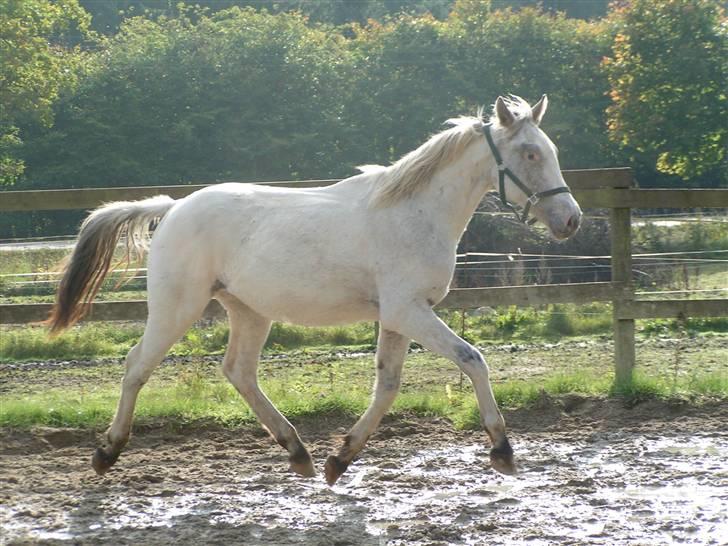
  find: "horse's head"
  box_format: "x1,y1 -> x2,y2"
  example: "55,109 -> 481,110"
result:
487,95 -> 582,240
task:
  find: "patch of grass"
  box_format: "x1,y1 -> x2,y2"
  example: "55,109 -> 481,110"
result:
0,248 -> 68,277
0,389 -> 118,428
0,320 -> 377,363
633,219 -> 728,256
441,303 -> 615,343
542,371 -> 613,396
265,322 -> 374,351
0,323 -> 144,361
610,373 -> 671,401
639,316 -> 728,335
686,372 -> 728,396
1,362 -> 726,430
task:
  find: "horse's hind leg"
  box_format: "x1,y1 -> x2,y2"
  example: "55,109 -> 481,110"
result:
92,288 -> 211,475
325,329 -> 409,485
218,292 -> 315,477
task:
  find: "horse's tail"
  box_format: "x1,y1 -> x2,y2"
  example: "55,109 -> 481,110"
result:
46,195 -> 176,334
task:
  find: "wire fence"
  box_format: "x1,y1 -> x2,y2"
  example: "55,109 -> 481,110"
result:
3,248 -> 725,304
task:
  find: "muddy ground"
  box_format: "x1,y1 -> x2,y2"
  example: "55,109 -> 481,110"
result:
1,396 -> 726,545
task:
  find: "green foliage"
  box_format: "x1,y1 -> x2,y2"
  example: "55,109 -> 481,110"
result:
0,0 -> 90,185
492,1 -> 609,20
603,0 -> 727,181
447,2 -> 614,169
441,304 -> 614,342
639,317 -> 728,336
633,219 -> 728,256
22,7 -> 354,190
346,14 -> 455,165
0,321 -> 376,363
10,1 -> 621,204
79,1 -> 455,34
494,305 -> 532,336
610,372 -> 667,401
544,305 -> 575,336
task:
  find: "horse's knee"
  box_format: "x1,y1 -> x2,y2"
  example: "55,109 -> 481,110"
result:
222,355 -> 256,394
235,376 -> 259,398
121,372 -> 147,392
453,342 -> 488,376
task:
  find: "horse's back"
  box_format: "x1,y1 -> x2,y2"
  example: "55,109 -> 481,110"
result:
148,180 -> 379,325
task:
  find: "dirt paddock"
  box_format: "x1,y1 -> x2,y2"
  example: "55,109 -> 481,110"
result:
1,396 -> 726,545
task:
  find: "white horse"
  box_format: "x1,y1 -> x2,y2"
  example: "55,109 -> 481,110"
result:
47,95 -> 581,485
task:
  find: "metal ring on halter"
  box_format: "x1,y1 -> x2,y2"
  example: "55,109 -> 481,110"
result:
482,123 -> 571,225
526,194 -> 541,207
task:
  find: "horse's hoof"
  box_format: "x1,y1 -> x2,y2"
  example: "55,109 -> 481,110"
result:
91,447 -> 119,475
288,444 -> 316,477
289,456 -> 317,478
324,454 -> 349,486
490,445 -> 517,476
490,455 -> 518,475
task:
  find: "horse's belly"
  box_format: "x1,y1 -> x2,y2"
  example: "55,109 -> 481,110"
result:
269,299 -> 378,326
236,294 -> 378,326
223,275 -> 379,326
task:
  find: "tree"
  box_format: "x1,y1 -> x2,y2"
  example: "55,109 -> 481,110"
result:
78,0 -> 455,34
344,14 -> 458,165
447,2 -> 614,170
492,1 -> 609,20
22,7 -> 353,188
0,0 -> 89,185
603,0 -> 727,182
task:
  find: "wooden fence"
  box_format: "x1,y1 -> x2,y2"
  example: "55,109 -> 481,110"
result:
1,168 -> 727,384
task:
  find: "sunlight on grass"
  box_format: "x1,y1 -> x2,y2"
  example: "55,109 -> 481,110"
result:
0,321 -> 376,362
1,365 -> 725,430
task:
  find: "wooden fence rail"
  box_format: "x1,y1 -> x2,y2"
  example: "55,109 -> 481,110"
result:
2,167 -> 727,385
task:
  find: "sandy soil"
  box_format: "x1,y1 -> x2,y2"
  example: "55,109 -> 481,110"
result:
1,396 -> 727,545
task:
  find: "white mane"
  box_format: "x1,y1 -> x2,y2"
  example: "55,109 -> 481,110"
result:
365,114 -> 485,207
365,96 -> 533,207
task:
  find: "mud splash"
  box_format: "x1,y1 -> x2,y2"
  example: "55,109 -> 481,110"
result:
1,402 -> 727,545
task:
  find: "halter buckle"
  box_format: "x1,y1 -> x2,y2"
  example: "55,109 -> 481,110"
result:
526,194 -> 541,207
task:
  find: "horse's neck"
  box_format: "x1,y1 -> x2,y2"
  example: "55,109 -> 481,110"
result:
420,143 -> 496,241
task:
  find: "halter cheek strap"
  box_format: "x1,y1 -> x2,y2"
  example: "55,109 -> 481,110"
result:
483,123 -> 571,225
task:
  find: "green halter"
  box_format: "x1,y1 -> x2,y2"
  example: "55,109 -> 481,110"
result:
482,123 -> 571,225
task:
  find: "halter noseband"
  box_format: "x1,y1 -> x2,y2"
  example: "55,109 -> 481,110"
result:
482,123 -> 571,225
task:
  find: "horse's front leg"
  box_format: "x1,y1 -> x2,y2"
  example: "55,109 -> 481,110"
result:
384,304 -> 516,476
324,328 -> 409,485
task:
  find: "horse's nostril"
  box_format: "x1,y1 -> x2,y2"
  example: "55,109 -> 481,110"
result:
567,213 -> 580,232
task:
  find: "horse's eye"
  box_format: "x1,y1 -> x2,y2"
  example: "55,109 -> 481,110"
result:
527,153 -> 537,161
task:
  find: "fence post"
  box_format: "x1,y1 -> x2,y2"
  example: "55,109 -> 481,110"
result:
611,205 -> 635,386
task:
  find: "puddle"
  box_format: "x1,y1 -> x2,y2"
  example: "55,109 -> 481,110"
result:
2,426 -> 727,545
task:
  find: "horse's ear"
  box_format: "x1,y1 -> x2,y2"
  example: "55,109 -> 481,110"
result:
495,96 -> 515,128
531,94 -> 548,125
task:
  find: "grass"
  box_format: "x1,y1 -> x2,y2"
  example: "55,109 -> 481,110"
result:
6,302 -> 725,365
5,304 -> 724,364
2,369 -> 723,431
0,320 -> 377,362
1,340 -> 725,430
